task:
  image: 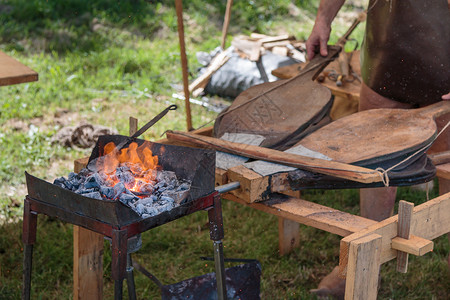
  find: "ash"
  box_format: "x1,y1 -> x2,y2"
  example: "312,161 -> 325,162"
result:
54,166 -> 191,218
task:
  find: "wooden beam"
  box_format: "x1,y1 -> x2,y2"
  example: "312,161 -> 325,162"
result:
344,234 -> 382,300
224,193 -> 377,237
391,235 -> 433,256
435,163 -> 450,180
215,168 -> 228,187
227,165 -> 270,203
165,130 -> 383,184
428,150 -> 450,165
339,192 -> 450,277
227,165 -> 300,203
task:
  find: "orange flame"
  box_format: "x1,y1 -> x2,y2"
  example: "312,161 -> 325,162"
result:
97,141 -> 159,193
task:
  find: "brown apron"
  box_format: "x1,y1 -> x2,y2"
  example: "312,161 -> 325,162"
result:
361,0 -> 450,106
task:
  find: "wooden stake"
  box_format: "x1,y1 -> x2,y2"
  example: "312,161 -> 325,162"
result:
175,0 -> 193,131
396,200 -> 414,273
221,0 -> 233,49
129,117 -> 138,136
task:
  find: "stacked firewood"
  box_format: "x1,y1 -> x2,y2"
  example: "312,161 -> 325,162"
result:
231,33 -> 305,62
189,34 -> 306,97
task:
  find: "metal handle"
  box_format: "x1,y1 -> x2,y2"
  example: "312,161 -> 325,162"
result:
131,104 -> 177,139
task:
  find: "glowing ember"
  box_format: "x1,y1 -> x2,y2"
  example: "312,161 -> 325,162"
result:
97,141 -> 159,193
54,141 -> 191,218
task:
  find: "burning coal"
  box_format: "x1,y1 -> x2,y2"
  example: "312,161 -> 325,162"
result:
54,141 -> 191,218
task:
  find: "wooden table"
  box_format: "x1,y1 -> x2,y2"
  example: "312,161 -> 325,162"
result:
0,51 -> 38,86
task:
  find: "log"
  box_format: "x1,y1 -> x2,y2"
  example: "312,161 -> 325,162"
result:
165,130 -> 383,184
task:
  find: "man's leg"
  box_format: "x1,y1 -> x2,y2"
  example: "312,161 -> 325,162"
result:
312,83 -> 413,297
427,112 -> 450,271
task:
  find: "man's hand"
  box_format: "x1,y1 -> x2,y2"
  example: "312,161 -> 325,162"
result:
442,92 -> 450,100
304,0 -> 346,60
306,21 -> 331,60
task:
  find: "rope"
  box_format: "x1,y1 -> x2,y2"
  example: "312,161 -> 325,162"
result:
375,119 -> 450,187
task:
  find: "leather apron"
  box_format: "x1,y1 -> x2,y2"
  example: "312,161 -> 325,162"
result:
361,0 -> 450,106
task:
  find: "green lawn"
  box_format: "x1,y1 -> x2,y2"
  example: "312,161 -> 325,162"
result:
0,0 -> 448,299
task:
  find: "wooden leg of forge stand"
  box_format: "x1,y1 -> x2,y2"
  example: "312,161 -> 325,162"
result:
22,198 -> 37,300
73,158 -> 104,300
208,193 -> 227,299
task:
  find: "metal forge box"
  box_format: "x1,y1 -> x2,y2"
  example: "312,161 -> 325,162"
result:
22,134 -> 228,299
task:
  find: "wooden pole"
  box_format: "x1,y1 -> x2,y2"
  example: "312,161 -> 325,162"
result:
221,0 -> 233,49
165,130 -> 384,184
175,0 -> 193,131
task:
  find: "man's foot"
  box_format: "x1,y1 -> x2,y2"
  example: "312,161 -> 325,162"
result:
310,266 -> 345,300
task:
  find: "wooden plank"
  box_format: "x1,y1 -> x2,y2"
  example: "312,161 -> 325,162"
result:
396,200 -> 414,273
0,51 -> 38,86
271,46 -> 288,57
429,150 -> 450,165
391,235 -> 433,256
339,192 -> 450,277
73,158 -> 104,300
189,49 -> 231,97
278,217 -> 300,255
435,163 -> 450,180
262,40 -> 292,49
224,193 -> 377,237
345,234 -> 382,300
166,130 -> 383,184
73,226 -> 104,300
227,165 -> 300,203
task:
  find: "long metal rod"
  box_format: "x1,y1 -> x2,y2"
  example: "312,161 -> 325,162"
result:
126,254 -> 137,300
175,0 -> 193,131
215,181 -> 240,194
213,240 -> 227,300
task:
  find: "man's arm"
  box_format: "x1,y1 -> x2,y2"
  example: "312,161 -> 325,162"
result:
305,0 -> 346,60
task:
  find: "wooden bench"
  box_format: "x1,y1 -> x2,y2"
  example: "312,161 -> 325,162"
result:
72,121 -> 450,299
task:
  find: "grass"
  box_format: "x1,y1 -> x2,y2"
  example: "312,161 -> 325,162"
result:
0,0 -> 449,299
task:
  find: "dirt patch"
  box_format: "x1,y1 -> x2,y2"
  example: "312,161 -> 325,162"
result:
4,109 -> 83,133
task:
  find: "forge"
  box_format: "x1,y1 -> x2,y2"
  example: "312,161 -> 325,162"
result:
22,134 -> 231,300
